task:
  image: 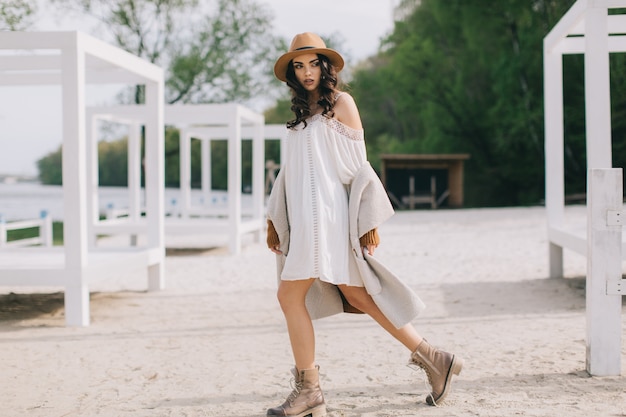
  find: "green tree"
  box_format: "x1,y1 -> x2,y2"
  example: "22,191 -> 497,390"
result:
40,0 -> 286,187
37,147 -> 63,185
0,0 -> 36,30
264,98 -> 292,125
98,139 -> 129,186
352,0 -> 580,207
37,141 -> 131,187
51,0 -> 285,105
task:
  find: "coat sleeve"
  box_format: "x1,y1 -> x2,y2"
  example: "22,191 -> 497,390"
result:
353,163 -> 395,240
359,228 -> 380,247
266,169 -> 290,254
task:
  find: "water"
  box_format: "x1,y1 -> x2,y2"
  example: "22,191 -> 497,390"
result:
0,182 -> 230,221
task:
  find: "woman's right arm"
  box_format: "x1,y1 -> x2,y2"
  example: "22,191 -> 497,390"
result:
266,219 -> 282,254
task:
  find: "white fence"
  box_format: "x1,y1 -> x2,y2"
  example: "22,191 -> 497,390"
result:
0,211 -> 52,248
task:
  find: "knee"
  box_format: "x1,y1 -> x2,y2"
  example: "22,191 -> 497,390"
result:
276,283 -> 304,312
276,285 -> 290,309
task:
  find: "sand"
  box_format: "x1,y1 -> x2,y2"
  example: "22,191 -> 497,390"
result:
1,206 -> 625,417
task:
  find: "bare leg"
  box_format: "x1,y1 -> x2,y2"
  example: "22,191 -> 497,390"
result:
276,278 -> 317,371
338,284 -> 423,351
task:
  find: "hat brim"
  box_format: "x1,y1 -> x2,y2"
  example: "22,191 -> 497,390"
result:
273,48 -> 344,82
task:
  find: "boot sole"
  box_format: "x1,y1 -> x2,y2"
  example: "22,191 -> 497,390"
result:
427,355 -> 464,406
267,404 -> 327,417
297,404 -> 327,417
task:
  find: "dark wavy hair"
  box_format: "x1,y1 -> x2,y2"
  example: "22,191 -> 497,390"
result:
285,54 -> 340,129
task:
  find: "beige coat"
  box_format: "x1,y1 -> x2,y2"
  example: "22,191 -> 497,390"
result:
267,162 -> 426,329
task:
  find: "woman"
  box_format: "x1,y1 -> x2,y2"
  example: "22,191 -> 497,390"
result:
265,32 -> 463,417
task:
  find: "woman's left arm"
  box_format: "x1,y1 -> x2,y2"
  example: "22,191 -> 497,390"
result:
334,93 -> 363,130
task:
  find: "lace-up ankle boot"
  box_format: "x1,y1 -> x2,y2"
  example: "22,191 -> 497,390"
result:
267,366 -> 326,417
410,339 -> 463,406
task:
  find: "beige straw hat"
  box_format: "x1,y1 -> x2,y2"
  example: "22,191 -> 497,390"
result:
273,32 -> 345,82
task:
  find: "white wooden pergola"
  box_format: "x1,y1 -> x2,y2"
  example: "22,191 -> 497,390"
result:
173,118 -> 285,208
544,1 -> 625,375
165,104 -> 265,255
0,31 -> 165,327
87,105 -> 287,254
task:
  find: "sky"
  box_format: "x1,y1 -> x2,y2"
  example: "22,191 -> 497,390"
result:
0,0 -> 397,176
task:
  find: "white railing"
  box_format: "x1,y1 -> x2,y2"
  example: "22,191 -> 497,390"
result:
0,211 -> 53,248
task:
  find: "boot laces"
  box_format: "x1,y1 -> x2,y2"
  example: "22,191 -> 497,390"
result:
407,358 -> 438,407
286,377 -> 303,405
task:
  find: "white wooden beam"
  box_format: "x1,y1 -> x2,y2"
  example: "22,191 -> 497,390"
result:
0,31 -> 74,50
0,55 -> 61,70
570,13 -> 626,35
0,73 -> 61,85
544,0 -> 589,53
80,32 -> 162,83
88,105 -> 151,121
585,6 -> 612,169
553,34 -> 626,55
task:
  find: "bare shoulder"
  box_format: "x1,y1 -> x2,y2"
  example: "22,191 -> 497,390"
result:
333,92 -> 363,130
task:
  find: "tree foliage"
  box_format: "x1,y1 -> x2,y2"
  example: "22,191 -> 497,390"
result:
37,147 -> 63,185
0,0 -> 36,30
38,0 -> 286,187
51,0 -> 285,104
97,139 -> 129,186
351,0 -> 590,207
36,128 -> 260,191
38,0 -> 626,208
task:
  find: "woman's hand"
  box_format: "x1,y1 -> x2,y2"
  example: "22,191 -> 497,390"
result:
270,245 -> 283,255
363,244 -> 377,256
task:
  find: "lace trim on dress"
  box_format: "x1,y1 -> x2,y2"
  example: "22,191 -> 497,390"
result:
313,114 -> 364,142
306,124 -> 320,276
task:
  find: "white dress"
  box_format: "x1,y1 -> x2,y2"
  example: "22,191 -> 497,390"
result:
280,111 -> 367,287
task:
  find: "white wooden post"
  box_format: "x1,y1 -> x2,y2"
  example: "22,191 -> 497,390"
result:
252,118 -> 265,243
586,168 -> 623,376
62,34 -> 90,326
0,215 -> 6,247
201,137 -> 211,205
544,44 -> 565,278
40,210 -> 53,247
128,121 -> 141,246
145,79 -> 165,291
86,114 -> 99,248
179,127 -> 191,219
228,106 -> 242,254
